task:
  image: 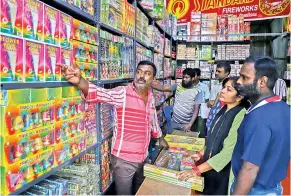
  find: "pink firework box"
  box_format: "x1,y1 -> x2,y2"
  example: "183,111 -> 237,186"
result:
44,4 -> 60,46
0,0 -> 23,36
59,12 -> 73,49
24,39 -> 45,82
0,34 -> 24,82
44,44 -> 61,81
60,48 -> 72,81
23,0 -> 44,41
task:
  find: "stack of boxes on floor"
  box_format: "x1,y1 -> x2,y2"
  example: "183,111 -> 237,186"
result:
0,86 -> 97,195
0,0 -> 98,83
23,163 -> 101,195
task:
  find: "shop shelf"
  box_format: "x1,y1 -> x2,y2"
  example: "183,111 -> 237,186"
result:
136,39 -> 153,50
100,23 -> 134,40
9,143 -> 99,195
102,180 -> 115,195
41,0 -> 96,25
0,81 -> 78,90
98,78 -> 134,84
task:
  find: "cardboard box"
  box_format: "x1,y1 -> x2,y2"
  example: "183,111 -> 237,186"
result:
23,0 -> 44,41
24,40 -> 45,82
0,34 -> 24,82
0,0 -> 23,36
44,5 -> 60,45
44,44 -> 61,81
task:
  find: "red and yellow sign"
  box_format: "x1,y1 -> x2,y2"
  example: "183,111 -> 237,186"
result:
167,0 -> 291,23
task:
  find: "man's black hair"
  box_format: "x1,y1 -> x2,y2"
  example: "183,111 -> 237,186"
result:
254,57 -> 278,90
244,56 -> 261,64
217,62 -> 231,74
182,68 -> 196,78
193,68 -> 201,77
136,60 -> 157,77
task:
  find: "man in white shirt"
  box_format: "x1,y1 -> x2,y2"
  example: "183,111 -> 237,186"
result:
206,62 -> 231,132
193,68 -> 210,138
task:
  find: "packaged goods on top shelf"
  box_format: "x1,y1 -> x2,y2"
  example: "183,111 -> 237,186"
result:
136,8 -> 150,44
60,0 -> 95,16
0,86 -> 91,195
21,163 -> 101,195
72,19 -> 98,46
155,7 -> 170,33
148,25 -> 164,54
201,13 -> 217,42
215,44 -> 250,60
177,12 -> 250,41
0,1 -> 98,83
100,0 -> 135,37
136,44 -> 153,65
140,0 -> 165,20
99,30 -> 134,80
101,139 -> 113,192
187,12 -> 201,42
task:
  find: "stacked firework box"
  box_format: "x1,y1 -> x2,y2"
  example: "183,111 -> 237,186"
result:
22,163 -> 101,195
0,0 -> 98,83
0,85 -> 91,195
144,134 -> 205,192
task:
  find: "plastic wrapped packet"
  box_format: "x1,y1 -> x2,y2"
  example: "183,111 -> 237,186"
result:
155,152 -> 171,167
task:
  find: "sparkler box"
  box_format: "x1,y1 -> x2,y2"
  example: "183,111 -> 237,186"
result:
0,34 -> 24,82
23,0 -> 44,41
44,4 -> 60,46
24,39 -> 45,82
44,44 -> 61,81
0,0 -> 23,36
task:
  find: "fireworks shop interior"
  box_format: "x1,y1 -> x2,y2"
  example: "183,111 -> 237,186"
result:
0,0 -> 290,195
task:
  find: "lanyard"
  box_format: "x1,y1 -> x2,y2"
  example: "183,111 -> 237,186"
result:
246,96 -> 281,115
